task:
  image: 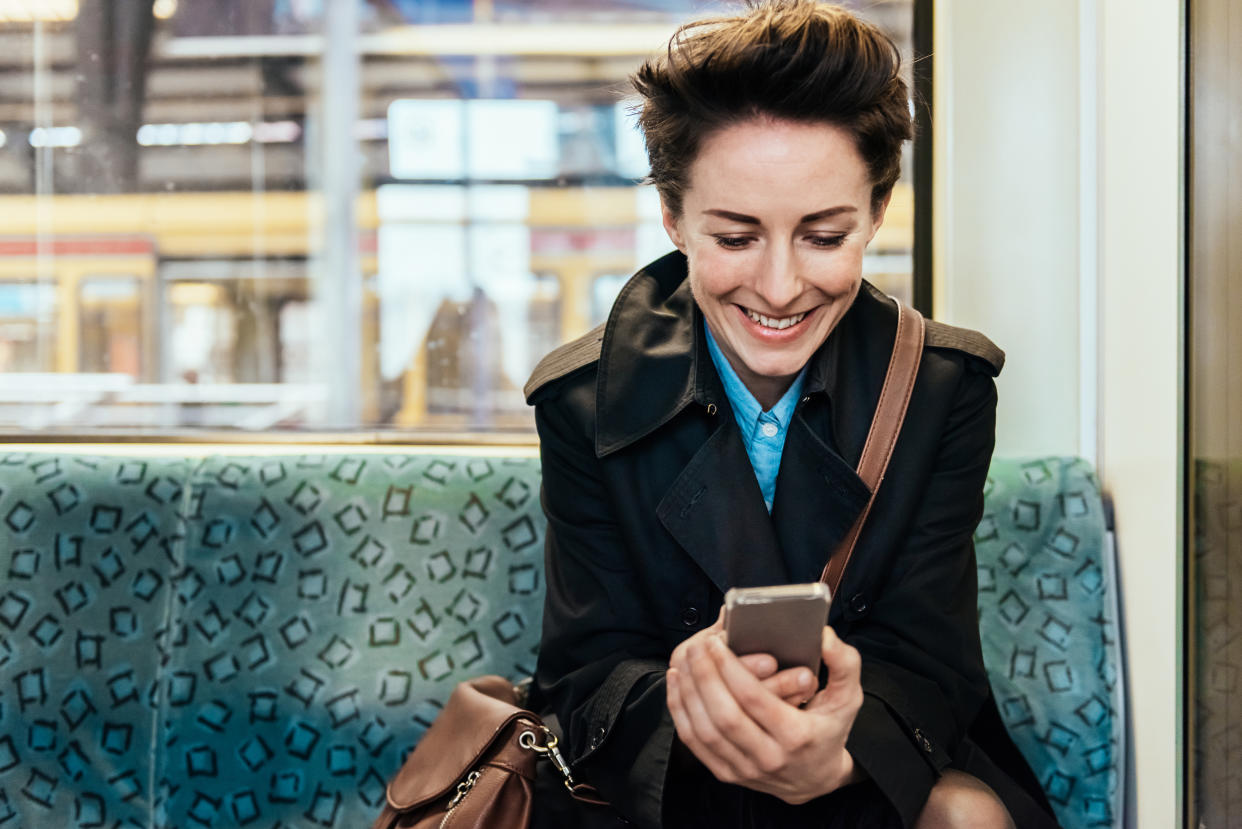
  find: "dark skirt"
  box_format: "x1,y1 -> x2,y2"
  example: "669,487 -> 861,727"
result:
533,760 -> 903,829
532,724 -> 1060,829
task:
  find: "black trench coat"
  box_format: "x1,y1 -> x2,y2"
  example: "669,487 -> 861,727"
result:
523,251 -> 1058,829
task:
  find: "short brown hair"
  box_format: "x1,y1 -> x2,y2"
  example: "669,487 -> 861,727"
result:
632,0 -> 912,217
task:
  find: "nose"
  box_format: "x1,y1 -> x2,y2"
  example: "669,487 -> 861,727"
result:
754,244 -> 801,312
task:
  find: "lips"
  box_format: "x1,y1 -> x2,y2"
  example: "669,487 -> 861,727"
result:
742,307 -> 808,331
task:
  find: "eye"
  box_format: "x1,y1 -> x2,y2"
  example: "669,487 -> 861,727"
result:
806,235 -> 847,249
712,235 -> 753,250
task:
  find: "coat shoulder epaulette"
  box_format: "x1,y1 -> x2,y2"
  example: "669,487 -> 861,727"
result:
523,322 -> 606,404
924,318 -> 1005,376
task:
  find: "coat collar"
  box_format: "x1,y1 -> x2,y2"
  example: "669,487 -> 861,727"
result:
596,251 -> 896,594
594,250 -> 854,459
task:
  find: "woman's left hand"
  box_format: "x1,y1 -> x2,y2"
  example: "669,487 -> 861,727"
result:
666,624 -> 865,804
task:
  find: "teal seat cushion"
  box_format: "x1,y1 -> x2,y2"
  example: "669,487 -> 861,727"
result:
0,450 -> 1124,828
976,457 -> 1124,829
0,452 -> 195,828
155,452 -> 546,828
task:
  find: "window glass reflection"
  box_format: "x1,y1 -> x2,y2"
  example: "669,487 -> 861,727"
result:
78,277 -> 143,377
0,282 -> 56,373
0,0 -> 913,434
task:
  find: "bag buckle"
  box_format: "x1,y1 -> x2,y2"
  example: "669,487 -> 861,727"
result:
520,726 -> 577,792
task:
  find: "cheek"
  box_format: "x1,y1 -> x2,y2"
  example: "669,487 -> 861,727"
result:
687,251 -> 743,300
807,250 -> 866,295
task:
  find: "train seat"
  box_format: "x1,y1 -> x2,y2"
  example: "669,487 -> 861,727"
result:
0,449 -> 1122,829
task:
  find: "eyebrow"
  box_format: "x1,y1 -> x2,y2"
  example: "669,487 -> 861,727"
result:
703,206 -> 859,225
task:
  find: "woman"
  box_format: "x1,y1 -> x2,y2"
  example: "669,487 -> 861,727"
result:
524,3 -> 1059,827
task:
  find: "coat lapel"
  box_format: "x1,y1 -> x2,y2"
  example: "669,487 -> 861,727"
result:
598,253 -> 889,595
770,413 -> 872,586
656,417 -> 787,594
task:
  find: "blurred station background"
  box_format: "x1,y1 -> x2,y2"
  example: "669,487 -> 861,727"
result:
0,0 -> 913,433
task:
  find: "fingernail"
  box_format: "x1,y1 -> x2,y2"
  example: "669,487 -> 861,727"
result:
798,672 -> 813,689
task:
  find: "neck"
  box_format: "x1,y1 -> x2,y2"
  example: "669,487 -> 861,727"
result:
736,365 -> 796,412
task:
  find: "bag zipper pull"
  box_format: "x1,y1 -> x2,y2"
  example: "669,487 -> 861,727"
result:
446,770 -> 481,811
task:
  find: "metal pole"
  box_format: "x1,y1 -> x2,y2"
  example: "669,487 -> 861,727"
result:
33,19 -> 54,374
316,0 -> 362,426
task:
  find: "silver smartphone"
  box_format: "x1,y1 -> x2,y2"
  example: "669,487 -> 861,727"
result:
723,582 -> 832,674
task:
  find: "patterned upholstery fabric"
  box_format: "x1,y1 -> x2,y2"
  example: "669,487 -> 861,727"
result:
0,450 -> 546,829
0,453 -> 194,827
977,457 -> 1123,829
0,450 -> 1123,828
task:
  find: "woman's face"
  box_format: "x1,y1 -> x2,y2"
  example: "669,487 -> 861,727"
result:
662,117 -> 887,409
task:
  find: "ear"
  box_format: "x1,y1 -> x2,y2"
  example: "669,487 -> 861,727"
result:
660,197 -> 687,253
865,191 -> 893,246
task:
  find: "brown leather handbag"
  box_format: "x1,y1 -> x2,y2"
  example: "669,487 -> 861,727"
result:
369,675 -> 602,829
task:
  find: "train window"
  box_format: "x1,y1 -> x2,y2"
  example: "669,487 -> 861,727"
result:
591,274 -> 630,328
78,277 -> 144,378
1,0 -> 914,436
0,282 -> 56,374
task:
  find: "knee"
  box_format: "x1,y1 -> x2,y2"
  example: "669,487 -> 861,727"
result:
913,770 -> 1016,829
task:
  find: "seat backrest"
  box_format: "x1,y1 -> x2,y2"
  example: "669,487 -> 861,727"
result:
976,457 -> 1124,829
0,450 -> 1122,829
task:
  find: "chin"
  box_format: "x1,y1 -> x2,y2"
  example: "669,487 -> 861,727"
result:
743,354 -> 811,380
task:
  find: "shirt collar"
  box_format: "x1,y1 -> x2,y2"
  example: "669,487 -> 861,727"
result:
593,251 -> 857,457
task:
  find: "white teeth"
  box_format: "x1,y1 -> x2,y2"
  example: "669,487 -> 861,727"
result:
745,308 -> 807,330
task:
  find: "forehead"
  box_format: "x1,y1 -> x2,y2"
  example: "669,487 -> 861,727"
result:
685,117 -> 872,208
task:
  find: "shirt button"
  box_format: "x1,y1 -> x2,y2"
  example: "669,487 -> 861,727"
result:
760,422 -> 779,438
590,727 -> 606,748
681,607 -> 700,627
849,593 -> 869,614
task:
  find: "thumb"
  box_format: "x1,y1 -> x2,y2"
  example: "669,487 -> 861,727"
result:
808,626 -> 862,708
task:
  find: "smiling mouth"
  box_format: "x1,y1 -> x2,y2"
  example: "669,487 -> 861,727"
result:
742,307 -> 808,330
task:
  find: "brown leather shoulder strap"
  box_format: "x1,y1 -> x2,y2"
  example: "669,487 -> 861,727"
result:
820,300 -> 925,597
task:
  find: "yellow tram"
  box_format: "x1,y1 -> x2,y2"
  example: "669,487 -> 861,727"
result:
0,184 -> 911,430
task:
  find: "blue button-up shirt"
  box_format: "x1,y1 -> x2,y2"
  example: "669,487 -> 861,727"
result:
704,321 -> 807,513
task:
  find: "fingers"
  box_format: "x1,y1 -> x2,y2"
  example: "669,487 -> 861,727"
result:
741,654 -> 815,704
707,638 -> 805,745
669,611 -> 726,671
690,641 -> 780,763
820,626 -> 862,693
738,652 -> 778,679
667,649 -> 764,782
667,668 -> 738,783
733,647 -> 811,706
759,666 -> 817,705
806,627 -> 863,715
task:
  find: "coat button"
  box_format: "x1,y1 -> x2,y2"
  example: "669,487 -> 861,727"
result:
913,728 -> 933,753
590,727 -> 606,748
849,593 -> 869,614
681,607 -> 700,627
